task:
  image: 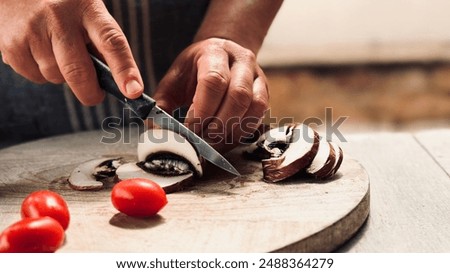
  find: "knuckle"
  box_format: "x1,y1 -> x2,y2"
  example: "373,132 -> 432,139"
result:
231,85 -> 253,109
2,36 -> 26,54
233,85 -> 252,99
45,1 -> 68,28
1,53 -> 47,84
201,37 -> 224,50
98,26 -> 128,52
252,96 -> 269,116
223,40 -> 256,61
112,64 -> 136,77
198,71 -> 229,92
46,0 -> 64,12
60,61 -> 90,84
240,48 -> 256,62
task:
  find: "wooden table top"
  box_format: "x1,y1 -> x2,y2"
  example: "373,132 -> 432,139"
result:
0,127 -> 448,252
336,127 -> 450,252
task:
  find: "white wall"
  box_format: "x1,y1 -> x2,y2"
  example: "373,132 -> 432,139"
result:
258,0 -> 450,66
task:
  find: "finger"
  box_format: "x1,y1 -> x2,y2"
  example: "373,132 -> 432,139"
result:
203,62 -> 254,146
83,2 -> 143,99
184,50 -> 230,134
220,72 -> 269,152
52,29 -> 105,106
3,46 -> 46,84
30,37 -> 64,84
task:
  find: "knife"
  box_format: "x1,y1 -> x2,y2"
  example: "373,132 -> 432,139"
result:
90,55 -> 240,176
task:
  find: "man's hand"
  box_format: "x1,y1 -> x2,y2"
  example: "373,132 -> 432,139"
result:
154,0 -> 282,152
153,38 -> 269,152
0,0 -> 143,105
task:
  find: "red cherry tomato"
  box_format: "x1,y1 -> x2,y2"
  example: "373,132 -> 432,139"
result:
111,178 -> 167,217
21,190 -> 70,230
0,217 -> 65,253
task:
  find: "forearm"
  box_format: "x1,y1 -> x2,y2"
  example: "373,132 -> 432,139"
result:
194,0 -> 283,54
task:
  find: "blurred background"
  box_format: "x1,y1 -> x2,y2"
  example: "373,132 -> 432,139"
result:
0,0 -> 448,149
258,0 -> 450,132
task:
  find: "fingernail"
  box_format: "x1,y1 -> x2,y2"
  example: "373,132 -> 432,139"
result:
125,79 -> 142,95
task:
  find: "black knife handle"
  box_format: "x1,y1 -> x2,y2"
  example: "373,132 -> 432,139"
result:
90,55 -> 155,120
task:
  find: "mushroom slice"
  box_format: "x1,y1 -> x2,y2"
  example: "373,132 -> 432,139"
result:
114,128 -> 203,193
261,123 -> 320,182
116,163 -> 193,193
329,142 -> 344,175
69,158 -> 123,190
306,140 -> 337,179
243,123 -> 345,182
243,125 -> 292,161
93,158 -> 123,180
138,129 -> 203,177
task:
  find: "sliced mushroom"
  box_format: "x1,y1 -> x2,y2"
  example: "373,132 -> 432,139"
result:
68,158 -> 123,190
260,123 -> 320,182
243,123 -> 345,182
93,158 -> 123,180
67,128 -> 203,192
243,125 -> 292,161
138,129 -> 203,177
114,128 -> 203,193
116,162 -> 194,193
329,142 -> 344,175
305,140 -> 336,179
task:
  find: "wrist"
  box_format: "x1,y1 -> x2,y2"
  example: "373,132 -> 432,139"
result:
193,0 -> 283,54
194,29 -> 263,55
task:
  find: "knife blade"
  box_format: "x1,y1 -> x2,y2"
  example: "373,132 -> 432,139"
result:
90,55 -> 240,176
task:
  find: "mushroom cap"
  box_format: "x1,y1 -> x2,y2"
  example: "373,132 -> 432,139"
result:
138,129 -> 203,177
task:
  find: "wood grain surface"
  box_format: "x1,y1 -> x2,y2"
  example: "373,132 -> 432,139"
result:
0,130 -> 369,252
414,128 -> 450,176
337,129 -> 450,252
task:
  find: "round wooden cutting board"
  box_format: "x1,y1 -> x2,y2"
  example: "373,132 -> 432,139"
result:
0,130 -> 369,252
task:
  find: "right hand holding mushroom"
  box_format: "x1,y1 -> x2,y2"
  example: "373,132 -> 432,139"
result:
0,0 -> 143,105
152,38 -> 270,153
